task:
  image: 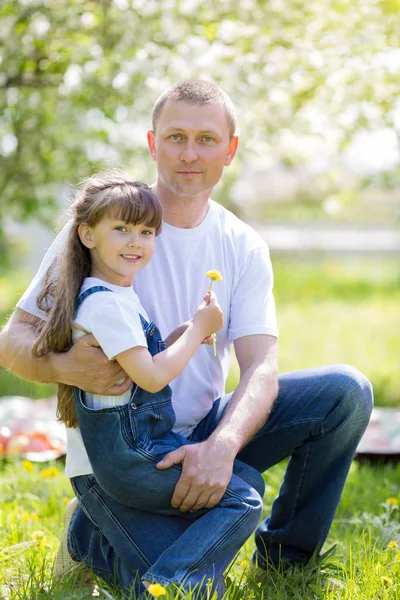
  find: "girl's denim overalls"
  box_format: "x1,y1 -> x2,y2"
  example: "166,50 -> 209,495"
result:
71,286 -> 264,593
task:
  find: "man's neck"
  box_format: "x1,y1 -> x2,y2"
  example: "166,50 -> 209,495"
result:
152,182 -> 211,229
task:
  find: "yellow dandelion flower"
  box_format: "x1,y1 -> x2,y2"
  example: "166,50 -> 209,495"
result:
205,269 -> 223,356
206,270 -> 223,283
148,582 -> 167,597
31,531 -> 46,548
40,466 -> 58,478
31,513 -> 38,521
381,575 -> 393,585
63,497 -> 72,504
395,551 -> 400,561
240,559 -> 248,569
387,497 -> 399,505
22,460 -> 33,472
22,511 -> 31,522
387,541 -> 398,548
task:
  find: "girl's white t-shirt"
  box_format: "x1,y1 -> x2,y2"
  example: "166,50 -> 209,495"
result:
66,277 -> 149,477
17,200 -> 279,476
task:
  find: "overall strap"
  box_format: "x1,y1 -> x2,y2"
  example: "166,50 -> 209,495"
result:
139,313 -> 150,333
75,286 -> 114,314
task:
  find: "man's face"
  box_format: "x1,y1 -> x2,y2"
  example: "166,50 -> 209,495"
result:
147,99 -> 238,199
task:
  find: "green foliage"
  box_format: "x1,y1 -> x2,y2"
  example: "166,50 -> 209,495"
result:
1,0 -> 400,235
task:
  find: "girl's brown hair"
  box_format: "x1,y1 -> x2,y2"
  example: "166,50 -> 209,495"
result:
32,171 -> 162,428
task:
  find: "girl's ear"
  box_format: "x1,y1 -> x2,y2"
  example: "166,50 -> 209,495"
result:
78,223 -> 95,248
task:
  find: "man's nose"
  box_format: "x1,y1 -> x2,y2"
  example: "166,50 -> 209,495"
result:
180,141 -> 198,163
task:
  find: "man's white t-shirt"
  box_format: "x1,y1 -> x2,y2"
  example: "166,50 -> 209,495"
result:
66,277 -> 149,478
17,200 -> 279,476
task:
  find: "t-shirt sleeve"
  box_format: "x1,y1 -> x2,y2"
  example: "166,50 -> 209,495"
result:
16,222 -> 71,320
229,244 -> 279,342
75,293 -> 147,360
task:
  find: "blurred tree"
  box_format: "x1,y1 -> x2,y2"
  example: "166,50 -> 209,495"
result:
1,0 -> 400,236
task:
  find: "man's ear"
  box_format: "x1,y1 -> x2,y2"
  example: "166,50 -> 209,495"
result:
78,223 -> 95,248
147,130 -> 156,161
224,135 -> 239,166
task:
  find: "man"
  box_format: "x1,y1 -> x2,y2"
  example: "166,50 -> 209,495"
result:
0,80 -> 373,595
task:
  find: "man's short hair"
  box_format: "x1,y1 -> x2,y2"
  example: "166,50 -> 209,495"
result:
152,79 -> 237,138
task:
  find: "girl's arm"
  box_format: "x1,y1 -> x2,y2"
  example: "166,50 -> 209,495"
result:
164,321 -> 213,348
116,292 -> 223,394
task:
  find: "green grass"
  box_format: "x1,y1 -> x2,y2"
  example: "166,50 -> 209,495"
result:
0,458 -> 399,599
227,255 -> 400,406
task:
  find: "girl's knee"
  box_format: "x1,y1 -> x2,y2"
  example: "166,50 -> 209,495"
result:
233,461 -> 265,498
241,484 -> 264,519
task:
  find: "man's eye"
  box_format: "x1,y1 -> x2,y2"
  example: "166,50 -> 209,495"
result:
170,134 -> 182,140
201,136 -> 214,142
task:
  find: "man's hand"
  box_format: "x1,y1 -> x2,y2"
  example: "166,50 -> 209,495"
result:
53,333 -> 132,395
156,441 -> 234,512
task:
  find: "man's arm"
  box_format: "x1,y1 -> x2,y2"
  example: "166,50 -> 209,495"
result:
0,308 -> 132,395
156,334 -> 278,512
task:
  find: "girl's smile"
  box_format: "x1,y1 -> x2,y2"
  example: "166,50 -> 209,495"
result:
78,216 -> 156,287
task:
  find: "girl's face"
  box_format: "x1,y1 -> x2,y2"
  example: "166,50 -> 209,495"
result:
78,214 -> 156,287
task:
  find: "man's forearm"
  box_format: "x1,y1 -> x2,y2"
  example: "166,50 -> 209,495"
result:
0,313 -> 57,383
208,335 -> 279,457
209,361 -> 278,456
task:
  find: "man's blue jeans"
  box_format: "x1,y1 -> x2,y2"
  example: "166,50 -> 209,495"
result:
68,364 -> 373,594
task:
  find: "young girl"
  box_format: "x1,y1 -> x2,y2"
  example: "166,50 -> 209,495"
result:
33,172 -> 263,597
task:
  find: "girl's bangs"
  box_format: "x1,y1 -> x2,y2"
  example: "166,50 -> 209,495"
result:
104,187 -> 162,233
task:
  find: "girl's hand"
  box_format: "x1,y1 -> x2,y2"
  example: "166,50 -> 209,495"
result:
193,291 -> 223,338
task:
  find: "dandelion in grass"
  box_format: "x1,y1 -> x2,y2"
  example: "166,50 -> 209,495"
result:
31,530 -> 46,548
22,460 -> 33,472
240,559 -> 248,569
148,583 -> 167,597
206,270 -> 223,356
39,466 -> 58,478
31,530 -> 45,540
395,551 -> 400,561
387,497 -> 398,505
387,541 -> 398,548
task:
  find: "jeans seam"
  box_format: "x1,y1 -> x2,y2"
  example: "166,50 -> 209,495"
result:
252,417 -> 323,440
291,444 -> 310,521
189,505 -> 254,574
84,484 -> 153,570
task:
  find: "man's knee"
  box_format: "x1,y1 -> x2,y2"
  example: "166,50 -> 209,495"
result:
327,364 -> 373,427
